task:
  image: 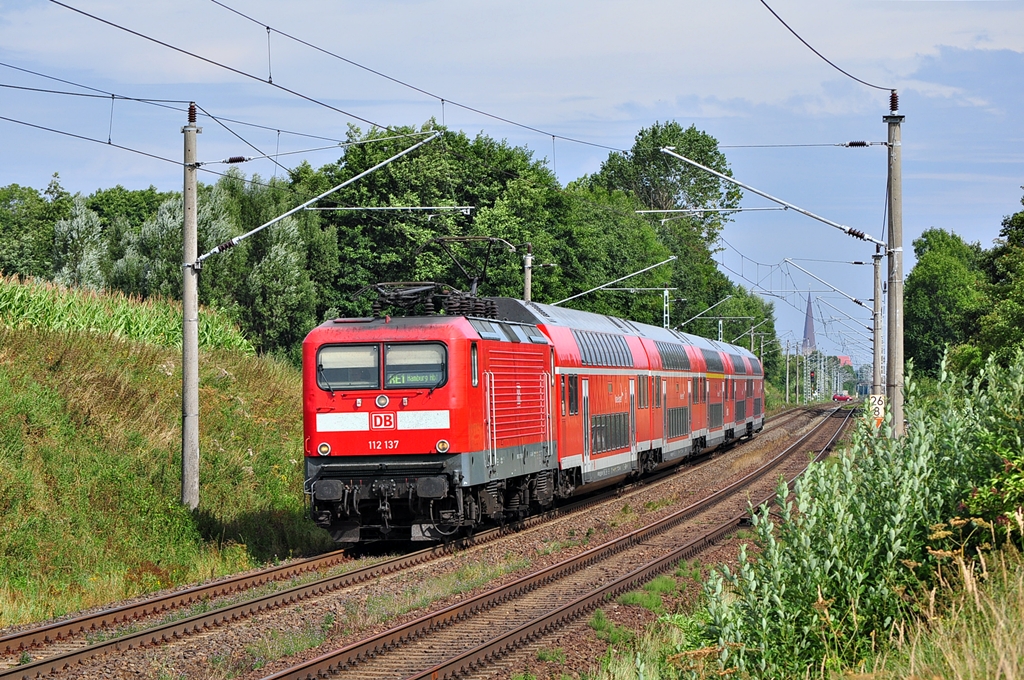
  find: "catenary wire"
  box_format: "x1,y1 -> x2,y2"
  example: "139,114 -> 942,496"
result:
757,0 -> 892,92
0,112 -> 297,189
208,0 -> 625,153
0,62 -> 442,148
0,60 -> 190,102
48,0 -> 391,132
196,102 -> 291,175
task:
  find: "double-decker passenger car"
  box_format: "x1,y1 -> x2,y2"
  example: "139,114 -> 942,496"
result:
303,297 -> 763,543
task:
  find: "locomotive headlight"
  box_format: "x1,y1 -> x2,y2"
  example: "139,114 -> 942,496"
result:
317,442 -> 331,456
375,394 -> 389,408
435,439 -> 450,453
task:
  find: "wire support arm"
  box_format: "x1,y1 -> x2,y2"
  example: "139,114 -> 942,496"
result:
784,259 -> 867,308
194,132 -> 439,267
550,256 -> 676,306
659,147 -> 886,248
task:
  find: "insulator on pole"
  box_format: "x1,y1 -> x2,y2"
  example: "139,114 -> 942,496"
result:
890,90 -> 899,114
188,102 -> 197,124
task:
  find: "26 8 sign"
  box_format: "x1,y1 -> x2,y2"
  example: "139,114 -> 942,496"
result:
869,394 -> 885,428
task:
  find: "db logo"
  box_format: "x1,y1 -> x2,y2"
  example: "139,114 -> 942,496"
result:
371,412 -> 396,430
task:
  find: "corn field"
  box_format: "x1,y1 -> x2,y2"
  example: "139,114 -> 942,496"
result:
0,276 -> 253,354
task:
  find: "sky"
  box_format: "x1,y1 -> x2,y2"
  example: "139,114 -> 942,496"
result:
2,0 -> 1023,368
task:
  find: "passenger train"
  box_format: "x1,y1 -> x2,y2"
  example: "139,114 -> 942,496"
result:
303,296 -> 764,543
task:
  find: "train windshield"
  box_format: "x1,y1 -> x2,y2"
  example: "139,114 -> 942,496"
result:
317,345 -> 379,390
385,343 -> 447,389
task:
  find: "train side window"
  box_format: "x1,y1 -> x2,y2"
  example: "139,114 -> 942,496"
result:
654,377 -> 661,408
471,342 -> 479,387
568,375 -> 579,415
561,375 -> 567,416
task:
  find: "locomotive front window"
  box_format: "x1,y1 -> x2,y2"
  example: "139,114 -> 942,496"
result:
385,343 -> 447,389
317,345 -> 379,390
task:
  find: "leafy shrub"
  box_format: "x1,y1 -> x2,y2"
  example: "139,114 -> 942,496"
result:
962,351 -> 1024,531
697,355 -> 1019,677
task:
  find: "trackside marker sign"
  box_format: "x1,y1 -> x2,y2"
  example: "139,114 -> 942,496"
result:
869,394 -> 885,428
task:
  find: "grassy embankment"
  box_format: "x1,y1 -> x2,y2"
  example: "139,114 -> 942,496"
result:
0,277 -> 333,626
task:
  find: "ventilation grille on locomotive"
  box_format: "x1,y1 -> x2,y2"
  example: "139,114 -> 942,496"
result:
709,403 -> 724,429
573,330 -> 633,367
591,412 -> 630,453
701,348 -> 724,373
656,341 -> 691,370
667,406 -> 690,439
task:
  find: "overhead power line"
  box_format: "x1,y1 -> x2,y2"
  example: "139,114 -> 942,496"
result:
757,0 -> 893,92
208,0 -> 624,153
48,0 -> 391,131
0,112 -> 291,189
1,61 -> 444,151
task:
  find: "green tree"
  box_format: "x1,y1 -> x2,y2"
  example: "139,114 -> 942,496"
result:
904,228 -> 987,377
290,122 -> 564,317
0,174 -> 71,278
52,196 -> 105,289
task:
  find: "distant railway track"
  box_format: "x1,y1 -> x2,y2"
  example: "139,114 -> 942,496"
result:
260,407 -> 852,680
0,404 -> 827,679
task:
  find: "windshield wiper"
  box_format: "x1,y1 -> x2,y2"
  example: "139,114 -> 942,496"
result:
317,364 -> 335,396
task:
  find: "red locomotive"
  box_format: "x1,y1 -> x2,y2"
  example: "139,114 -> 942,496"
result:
303,296 -> 764,543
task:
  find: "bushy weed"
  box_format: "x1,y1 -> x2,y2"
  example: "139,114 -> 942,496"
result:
590,608 -> 633,645
693,355 -> 1021,676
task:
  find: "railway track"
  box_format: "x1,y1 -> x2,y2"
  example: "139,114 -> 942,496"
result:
259,407 -> 852,680
0,405 -> 827,679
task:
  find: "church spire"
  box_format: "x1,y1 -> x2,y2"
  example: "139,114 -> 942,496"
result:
802,292 -> 816,355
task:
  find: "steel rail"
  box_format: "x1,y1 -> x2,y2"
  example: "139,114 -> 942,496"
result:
261,408 -> 846,680
0,407 -> 802,677
0,548 -> 351,655
407,408 -> 854,679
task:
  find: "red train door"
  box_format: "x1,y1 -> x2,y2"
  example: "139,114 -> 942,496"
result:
661,378 -> 668,440
581,378 -> 591,472
629,378 -> 637,456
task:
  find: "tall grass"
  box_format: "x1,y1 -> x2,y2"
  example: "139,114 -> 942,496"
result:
887,543 -> 1024,679
583,353 -> 1023,679
0,275 -> 253,354
0,320 -> 328,626
697,358 -> 1012,677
